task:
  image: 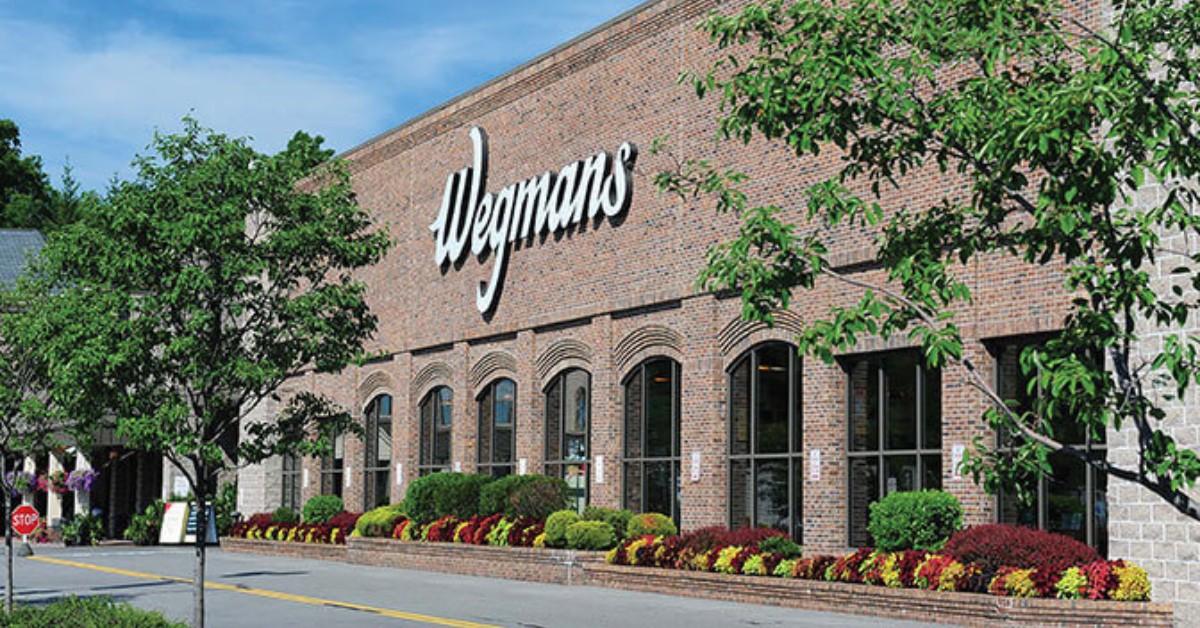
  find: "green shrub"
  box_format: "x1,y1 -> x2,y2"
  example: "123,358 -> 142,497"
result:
124,500 -> 165,545
759,535 -> 803,558
479,474 -> 568,519
302,495 -> 344,524
867,489 -> 963,551
272,507 -> 299,524
62,514 -> 104,546
544,510 -> 581,548
405,473 -> 491,524
0,596 -> 184,627
565,520 -> 616,550
626,512 -> 676,538
582,506 -> 633,540
214,481 -> 238,536
355,503 -> 407,537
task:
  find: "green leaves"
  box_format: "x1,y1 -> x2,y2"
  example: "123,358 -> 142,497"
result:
678,0 -> 1200,518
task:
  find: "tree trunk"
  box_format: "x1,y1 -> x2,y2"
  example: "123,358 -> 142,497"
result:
3,455 -> 11,614
191,462 -> 207,628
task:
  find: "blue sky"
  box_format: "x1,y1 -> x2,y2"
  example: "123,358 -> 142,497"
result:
0,0 -> 645,191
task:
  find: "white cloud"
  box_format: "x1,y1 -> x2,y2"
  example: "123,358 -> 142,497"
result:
0,17 -> 390,187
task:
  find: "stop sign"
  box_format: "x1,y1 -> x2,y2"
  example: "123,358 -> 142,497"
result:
11,505 -> 39,536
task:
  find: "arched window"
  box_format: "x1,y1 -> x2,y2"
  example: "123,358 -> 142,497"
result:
477,378 -> 516,477
728,342 -> 803,541
363,394 -> 393,509
622,358 -> 680,522
418,386 -> 454,475
320,432 -> 345,498
545,369 -> 590,512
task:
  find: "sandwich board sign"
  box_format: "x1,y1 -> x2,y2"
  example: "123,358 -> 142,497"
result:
158,501 -> 189,544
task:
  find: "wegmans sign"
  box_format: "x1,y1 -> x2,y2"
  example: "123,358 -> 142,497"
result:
429,127 -> 637,314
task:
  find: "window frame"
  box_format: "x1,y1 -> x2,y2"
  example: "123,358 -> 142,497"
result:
476,378 -> 517,477
281,453 -> 301,510
544,368 -> 592,512
320,432 -> 345,498
363,394 -> 393,509
992,339 -> 1108,553
418,386 -> 454,476
727,341 -> 804,542
844,350 -> 942,547
621,357 -> 682,524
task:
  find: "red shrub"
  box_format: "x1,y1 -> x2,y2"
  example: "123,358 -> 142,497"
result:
425,515 -> 460,542
326,511 -> 361,530
828,548 -> 874,583
246,512 -> 275,528
943,524 -> 1100,573
507,517 -> 542,547
471,514 -> 503,545
895,550 -> 927,587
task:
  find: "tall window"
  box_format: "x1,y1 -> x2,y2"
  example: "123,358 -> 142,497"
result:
477,378 -> 516,477
320,433 -> 345,498
419,387 -> 453,475
994,341 -> 1108,554
281,453 -> 300,510
623,358 -> 681,522
846,351 -> 942,546
363,394 -> 393,509
729,342 -> 803,541
545,369 -> 590,512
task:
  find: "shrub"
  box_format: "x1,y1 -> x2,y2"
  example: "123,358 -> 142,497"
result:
0,596 -> 184,627
582,506 -> 633,540
626,512 -> 676,538
759,535 -> 803,558
943,524 -> 1101,573
479,474 -> 568,519
867,490 -> 963,552
544,510 -> 581,548
124,500 -> 165,545
566,520 -> 616,550
355,503 -> 406,537
272,507 -> 300,524
62,514 -> 104,546
302,495 -> 344,524
406,473 -> 491,524
214,481 -> 238,536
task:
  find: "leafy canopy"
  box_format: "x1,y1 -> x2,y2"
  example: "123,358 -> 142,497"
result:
31,117 -> 391,489
659,0 -> 1200,519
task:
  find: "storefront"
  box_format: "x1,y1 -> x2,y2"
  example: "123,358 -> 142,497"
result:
233,0 -> 1195,616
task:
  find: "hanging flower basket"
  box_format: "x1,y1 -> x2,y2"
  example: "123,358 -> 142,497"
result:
46,470 -> 71,494
66,469 -> 99,493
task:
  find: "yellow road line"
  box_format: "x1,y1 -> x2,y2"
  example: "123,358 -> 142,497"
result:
28,555 -> 497,628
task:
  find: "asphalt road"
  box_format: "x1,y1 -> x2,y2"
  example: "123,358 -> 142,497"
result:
0,545 -> 943,627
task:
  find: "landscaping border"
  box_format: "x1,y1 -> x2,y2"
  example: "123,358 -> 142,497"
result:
219,538 -> 1174,627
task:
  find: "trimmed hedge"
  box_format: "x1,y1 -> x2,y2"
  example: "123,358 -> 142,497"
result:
355,503 -> 406,537
626,512 -> 676,538
478,474 -> 568,519
272,507 -> 300,524
405,473 -> 492,524
302,495 -> 344,524
582,506 -> 633,541
867,490 -> 962,551
544,510 -> 581,548
566,520 -> 616,550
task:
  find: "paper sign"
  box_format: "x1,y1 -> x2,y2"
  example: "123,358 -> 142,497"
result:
344,465 -> 352,487
951,444 -> 965,480
689,451 -> 702,482
172,476 -> 189,497
809,449 -> 821,482
594,455 -> 604,484
395,463 -> 404,486
886,477 -> 898,494
158,502 -> 189,545
518,458 -> 527,475
302,468 -> 310,489
453,461 -> 462,472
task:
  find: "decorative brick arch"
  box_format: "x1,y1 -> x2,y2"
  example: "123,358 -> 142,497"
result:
357,370 -> 396,409
717,310 -> 805,357
535,339 -> 594,385
411,361 -> 453,402
469,351 -> 519,392
613,324 -> 685,373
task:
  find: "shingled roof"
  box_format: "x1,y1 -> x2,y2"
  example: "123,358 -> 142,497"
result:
0,229 -> 44,288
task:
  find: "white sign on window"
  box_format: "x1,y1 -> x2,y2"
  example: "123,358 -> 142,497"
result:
395,463 -> 404,486
518,458 -> 527,475
689,451 -> 702,483
809,449 -> 821,482
951,444 -> 965,480
594,455 -> 605,484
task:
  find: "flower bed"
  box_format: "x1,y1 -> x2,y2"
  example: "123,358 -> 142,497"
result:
606,532 -> 1151,602
229,510 -> 360,545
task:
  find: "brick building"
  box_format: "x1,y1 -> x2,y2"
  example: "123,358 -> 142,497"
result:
233,0 -> 1196,619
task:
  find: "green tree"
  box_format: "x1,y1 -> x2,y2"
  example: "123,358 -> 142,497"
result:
660,0 -> 1200,520
0,119 -> 52,230
31,117 -> 390,627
